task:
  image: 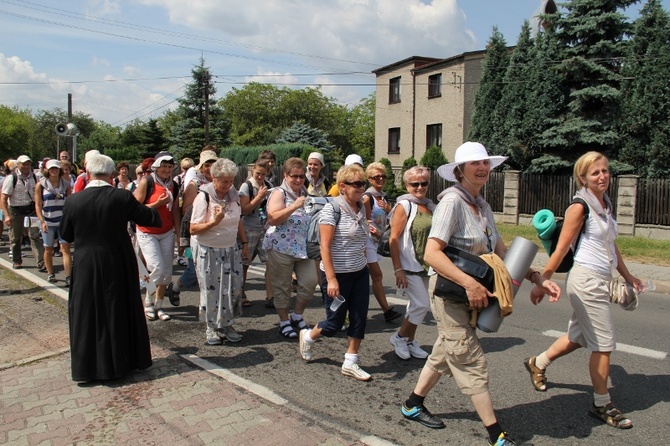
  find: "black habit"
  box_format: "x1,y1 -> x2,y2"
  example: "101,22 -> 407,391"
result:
59,184 -> 161,382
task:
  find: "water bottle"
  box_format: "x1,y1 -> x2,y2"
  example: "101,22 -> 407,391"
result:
396,287 -> 407,299
640,279 -> 656,293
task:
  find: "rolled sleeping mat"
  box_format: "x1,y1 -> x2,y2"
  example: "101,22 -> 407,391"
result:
532,209 -> 556,254
477,236 -> 539,333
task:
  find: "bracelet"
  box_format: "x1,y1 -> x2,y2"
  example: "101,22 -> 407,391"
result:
394,268 -> 403,274
529,270 -> 541,281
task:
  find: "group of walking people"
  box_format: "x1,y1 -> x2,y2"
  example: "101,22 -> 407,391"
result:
1,141 -> 645,445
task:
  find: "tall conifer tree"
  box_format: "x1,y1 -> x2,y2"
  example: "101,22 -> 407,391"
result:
620,0 -> 670,178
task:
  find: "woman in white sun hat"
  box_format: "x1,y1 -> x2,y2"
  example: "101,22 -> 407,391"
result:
400,142 -> 559,446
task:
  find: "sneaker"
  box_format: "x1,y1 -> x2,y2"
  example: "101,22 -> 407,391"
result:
177,256 -> 187,266
299,329 -> 312,361
401,404 -> 445,429
489,432 -> 516,445
166,282 -> 180,306
219,326 -> 242,343
384,307 -> 402,322
407,340 -> 429,359
341,363 -> 371,381
390,333 -> 411,360
206,328 -> 223,345
47,274 -> 57,283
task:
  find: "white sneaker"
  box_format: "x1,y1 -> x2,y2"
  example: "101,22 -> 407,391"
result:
407,340 -> 429,359
206,328 -> 222,345
299,329 -> 312,361
390,333 -> 411,360
219,326 -> 242,343
341,363 -> 371,381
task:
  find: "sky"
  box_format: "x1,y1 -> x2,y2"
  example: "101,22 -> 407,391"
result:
1,0 -> 667,127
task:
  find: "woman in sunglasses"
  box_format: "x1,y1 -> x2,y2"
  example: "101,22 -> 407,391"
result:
263,157 -> 318,339
362,162 -> 402,322
388,166 -> 435,360
298,164 -> 373,381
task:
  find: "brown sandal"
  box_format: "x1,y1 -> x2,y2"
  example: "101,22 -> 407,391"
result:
524,356 -> 547,391
589,403 -> 633,429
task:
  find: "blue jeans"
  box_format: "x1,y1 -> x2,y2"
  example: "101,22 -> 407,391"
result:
179,257 -> 197,288
317,266 -> 369,339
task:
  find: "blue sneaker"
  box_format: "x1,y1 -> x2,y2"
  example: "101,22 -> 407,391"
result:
401,404 -> 445,429
489,432 -> 516,445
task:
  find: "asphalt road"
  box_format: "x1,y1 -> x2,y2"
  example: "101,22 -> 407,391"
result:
2,241 -> 668,445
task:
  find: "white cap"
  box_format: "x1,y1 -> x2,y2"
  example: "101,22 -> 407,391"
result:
46,159 -> 61,170
344,154 -> 363,166
17,155 -> 31,163
308,152 -> 325,166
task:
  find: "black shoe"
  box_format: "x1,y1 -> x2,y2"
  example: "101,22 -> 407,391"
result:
265,297 -> 275,309
384,307 -> 402,322
166,282 -> 180,306
401,404 -> 445,429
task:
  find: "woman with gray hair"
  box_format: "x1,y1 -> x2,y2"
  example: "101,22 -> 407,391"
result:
388,166 -> 435,360
59,154 -> 161,383
190,158 -> 250,345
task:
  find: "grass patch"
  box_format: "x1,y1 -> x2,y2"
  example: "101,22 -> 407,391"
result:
497,223 -> 670,266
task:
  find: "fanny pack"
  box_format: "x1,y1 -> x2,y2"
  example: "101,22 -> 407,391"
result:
433,246 -> 495,303
11,203 -> 36,216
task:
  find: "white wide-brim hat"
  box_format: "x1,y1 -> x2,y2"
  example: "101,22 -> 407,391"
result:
437,142 -> 507,182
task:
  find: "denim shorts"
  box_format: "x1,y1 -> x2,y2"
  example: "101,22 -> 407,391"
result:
41,226 -> 67,247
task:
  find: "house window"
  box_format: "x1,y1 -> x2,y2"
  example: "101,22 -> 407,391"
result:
388,127 -> 401,153
428,73 -> 442,98
426,124 -> 442,149
389,77 -> 401,103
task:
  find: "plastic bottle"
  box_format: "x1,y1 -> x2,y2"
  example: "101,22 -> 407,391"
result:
640,279 -> 656,293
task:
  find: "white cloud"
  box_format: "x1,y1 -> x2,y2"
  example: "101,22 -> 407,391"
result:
86,0 -> 122,17
244,71 -> 299,87
138,0 -> 477,69
122,65 -> 141,77
92,57 -> 111,68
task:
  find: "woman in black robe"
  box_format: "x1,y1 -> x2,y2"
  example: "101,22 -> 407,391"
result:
59,154 -> 161,382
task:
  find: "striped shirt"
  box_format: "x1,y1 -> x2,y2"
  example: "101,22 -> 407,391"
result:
428,190 -> 500,274
319,202 -> 367,273
39,178 -> 69,227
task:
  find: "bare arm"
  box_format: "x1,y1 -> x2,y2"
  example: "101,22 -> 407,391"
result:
389,204 -> 408,288
319,223 -> 338,297
34,183 -> 47,232
266,190 -> 305,226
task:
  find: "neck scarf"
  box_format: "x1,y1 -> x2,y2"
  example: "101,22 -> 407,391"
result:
364,186 -> 385,198
306,172 -> 326,189
446,183 -> 492,252
151,172 -> 174,210
334,194 -> 367,238
278,178 -> 306,202
574,187 -> 612,219
42,177 -> 67,196
394,193 -> 436,212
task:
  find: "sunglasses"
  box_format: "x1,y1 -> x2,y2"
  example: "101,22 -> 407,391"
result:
344,181 -> 367,188
369,175 -> 386,181
288,174 -> 306,180
409,181 -> 429,188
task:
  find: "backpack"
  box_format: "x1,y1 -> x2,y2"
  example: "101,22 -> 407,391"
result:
305,197 -> 341,260
11,171 -> 38,188
377,201 -> 416,257
550,198 -> 589,273
180,190 -> 210,246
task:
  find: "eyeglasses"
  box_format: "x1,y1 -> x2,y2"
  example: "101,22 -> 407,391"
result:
369,175 -> 386,181
344,181 -> 367,188
408,181 -> 429,188
288,174 -> 306,180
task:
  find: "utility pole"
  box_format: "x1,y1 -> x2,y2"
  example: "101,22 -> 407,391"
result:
204,82 -> 210,145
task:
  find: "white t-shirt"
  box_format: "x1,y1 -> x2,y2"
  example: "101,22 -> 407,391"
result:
190,183 -> 240,249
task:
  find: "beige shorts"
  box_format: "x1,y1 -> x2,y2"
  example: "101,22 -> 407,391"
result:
566,263 -> 616,352
425,275 -> 489,396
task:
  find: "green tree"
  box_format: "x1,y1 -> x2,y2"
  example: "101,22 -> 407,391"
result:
541,0 -> 636,161
276,122 -> 334,151
349,93 -> 376,164
169,58 -> 229,160
0,106 -> 34,161
468,27 -> 510,147
494,21 -> 536,167
419,145 -> 447,170
620,0 -> 670,178
32,109 -> 96,163
82,122 -> 122,157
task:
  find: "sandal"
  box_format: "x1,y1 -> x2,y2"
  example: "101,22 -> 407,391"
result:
156,309 -> 171,321
145,306 -> 157,321
291,318 -> 308,331
523,356 -> 547,391
589,403 -> 633,429
242,298 -> 252,307
166,282 -> 180,306
280,324 -> 298,339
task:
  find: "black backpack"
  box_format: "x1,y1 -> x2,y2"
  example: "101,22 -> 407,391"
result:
550,198 -> 589,273
305,198 -> 341,260
377,201 -> 415,257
